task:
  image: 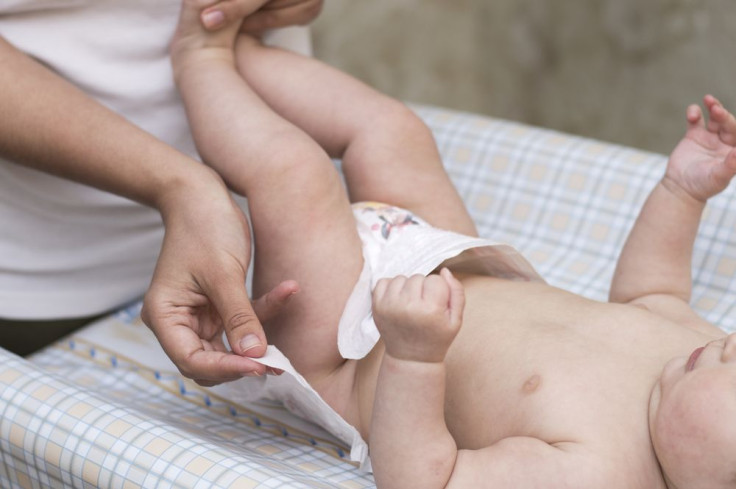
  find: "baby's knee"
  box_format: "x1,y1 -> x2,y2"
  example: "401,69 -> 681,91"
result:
269,132 -> 338,184
346,99 -> 434,165
373,99 -> 431,140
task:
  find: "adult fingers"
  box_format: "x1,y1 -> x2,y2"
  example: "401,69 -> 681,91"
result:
207,273 -> 268,358
143,308 -> 268,382
201,0 -> 262,30
240,0 -> 323,33
184,348 -> 267,384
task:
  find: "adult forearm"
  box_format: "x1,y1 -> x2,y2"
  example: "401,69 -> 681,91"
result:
0,36 -> 220,213
610,179 -> 704,303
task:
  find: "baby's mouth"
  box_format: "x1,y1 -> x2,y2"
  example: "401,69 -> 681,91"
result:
685,346 -> 704,372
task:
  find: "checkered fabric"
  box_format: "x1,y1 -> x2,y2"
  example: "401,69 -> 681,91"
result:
416,105 -> 736,331
1,329 -> 373,489
3,104 -> 736,488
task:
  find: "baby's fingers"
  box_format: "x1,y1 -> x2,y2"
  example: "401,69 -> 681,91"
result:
373,276 -> 407,308
441,268 -> 465,328
386,275 -> 409,299
372,277 -> 390,305
421,274 -> 451,306
704,95 -> 736,145
686,104 -> 704,130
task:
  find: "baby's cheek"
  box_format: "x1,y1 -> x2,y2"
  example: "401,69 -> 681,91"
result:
659,377 -> 734,472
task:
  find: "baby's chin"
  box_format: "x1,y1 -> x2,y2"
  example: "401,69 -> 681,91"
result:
645,358 -> 676,435
646,383 -> 666,461
645,361 -> 683,471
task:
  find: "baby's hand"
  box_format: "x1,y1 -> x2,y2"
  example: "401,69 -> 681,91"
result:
372,268 -> 465,363
665,95 -> 736,202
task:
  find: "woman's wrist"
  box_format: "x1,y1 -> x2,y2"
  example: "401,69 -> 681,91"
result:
154,162 -> 234,222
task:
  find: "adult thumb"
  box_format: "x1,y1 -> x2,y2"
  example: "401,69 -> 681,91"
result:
211,277 -> 267,358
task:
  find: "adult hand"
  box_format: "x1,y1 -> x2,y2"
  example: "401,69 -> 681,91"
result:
199,0 -> 323,33
242,0 -> 323,33
0,34 -> 293,384
141,175 -> 297,385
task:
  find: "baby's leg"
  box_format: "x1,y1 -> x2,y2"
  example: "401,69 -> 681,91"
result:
233,37 -> 478,236
171,0 -> 363,376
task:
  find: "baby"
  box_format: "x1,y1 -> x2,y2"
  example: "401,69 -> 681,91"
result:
171,1 -> 736,488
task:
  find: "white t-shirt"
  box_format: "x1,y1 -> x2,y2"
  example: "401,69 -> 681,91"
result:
0,0 -> 310,319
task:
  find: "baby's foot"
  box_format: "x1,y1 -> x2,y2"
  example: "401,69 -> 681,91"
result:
665,95 -> 736,201
171,0 -> 254,78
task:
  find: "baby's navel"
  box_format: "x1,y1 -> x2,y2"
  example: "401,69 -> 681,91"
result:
521,374 -> 541,394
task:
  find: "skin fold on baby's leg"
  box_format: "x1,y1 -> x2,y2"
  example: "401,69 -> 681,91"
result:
171,0 -> 364,378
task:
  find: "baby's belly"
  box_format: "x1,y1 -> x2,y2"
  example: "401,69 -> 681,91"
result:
441,276 -> 678,449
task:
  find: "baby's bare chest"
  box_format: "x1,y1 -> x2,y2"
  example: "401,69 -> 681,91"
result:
441,279 -> 693,450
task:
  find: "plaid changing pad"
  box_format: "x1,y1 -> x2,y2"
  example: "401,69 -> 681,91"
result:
3,104 -> 736,488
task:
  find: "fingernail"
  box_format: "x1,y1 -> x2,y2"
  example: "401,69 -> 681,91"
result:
240,334 -> 261,354
202,10 -> 225,29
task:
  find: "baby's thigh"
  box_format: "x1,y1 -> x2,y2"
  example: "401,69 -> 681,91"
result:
247,133 -> 364,374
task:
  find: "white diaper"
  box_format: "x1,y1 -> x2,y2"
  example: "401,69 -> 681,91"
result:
244,203 -> 543,470
242,203 -> 544,471
337,202 -> 544,359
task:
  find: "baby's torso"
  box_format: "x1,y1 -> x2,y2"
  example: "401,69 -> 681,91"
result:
347,274 -> 716,486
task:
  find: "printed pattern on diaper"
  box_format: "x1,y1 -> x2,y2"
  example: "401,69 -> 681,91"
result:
353,202 -> 424,239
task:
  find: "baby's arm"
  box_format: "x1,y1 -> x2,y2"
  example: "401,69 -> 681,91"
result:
370,269 -> 463,488
370,270 -> 600,488
610,97 -> 736,318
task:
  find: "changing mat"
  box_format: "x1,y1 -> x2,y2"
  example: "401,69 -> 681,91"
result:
5,104 -> 736,489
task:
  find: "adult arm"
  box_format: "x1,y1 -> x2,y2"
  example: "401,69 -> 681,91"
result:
0,35 -> 275,383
